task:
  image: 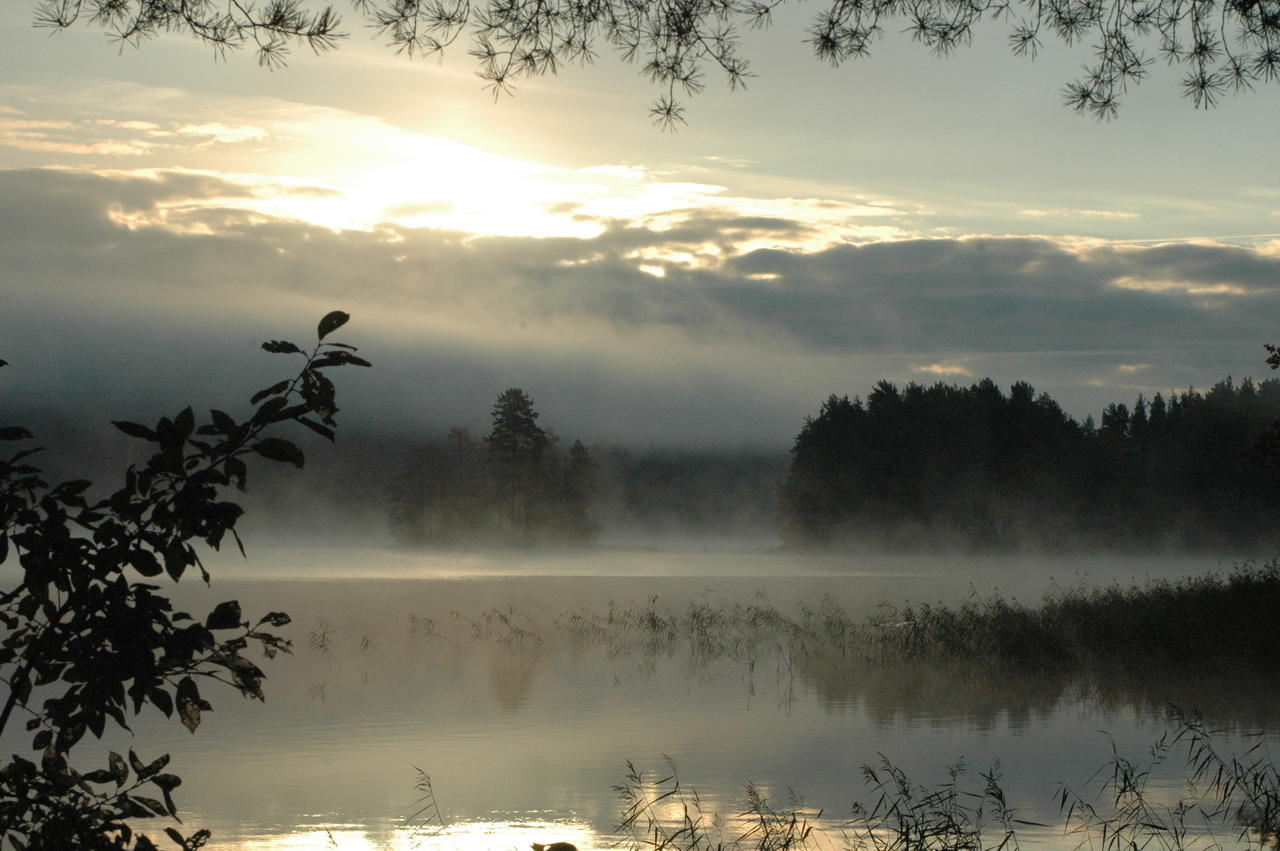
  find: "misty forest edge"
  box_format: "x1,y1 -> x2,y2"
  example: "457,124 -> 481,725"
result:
387,372 -> 1280,553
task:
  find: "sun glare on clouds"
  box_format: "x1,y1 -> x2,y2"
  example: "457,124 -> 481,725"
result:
0,83 -> 921,255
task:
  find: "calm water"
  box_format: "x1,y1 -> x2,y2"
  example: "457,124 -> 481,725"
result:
24,547 -> 1280,850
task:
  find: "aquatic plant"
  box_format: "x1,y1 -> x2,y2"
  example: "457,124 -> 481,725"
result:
846,759 -> 1032,851
552,561 -> 1280,679
1056,718 -> 1280,851
612,718 -> 1279,851
616,757 -> 818,851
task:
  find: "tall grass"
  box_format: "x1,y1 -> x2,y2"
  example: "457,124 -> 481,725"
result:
616,757 -> 819,851
846,759 -> 1032,851
879,561 -> 1280,672
552,561 -> 1280,676
613,718 -> 1280,851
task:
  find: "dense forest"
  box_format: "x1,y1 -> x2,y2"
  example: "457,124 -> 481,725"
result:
778,377 -> 1280,552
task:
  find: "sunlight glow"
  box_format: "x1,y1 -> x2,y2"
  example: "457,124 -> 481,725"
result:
1110,275 -> 1251,295
3,87 -> 927,256
914,363 -> 973,376
228,818 -> 599,851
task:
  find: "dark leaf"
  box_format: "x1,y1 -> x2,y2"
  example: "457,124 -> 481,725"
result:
262,339 -> 302,354
227,456 -> 248,490
11,671 -> 31,707
161,783 -> 180,817
164,542 -> 194,582
136,752 -> 171,781
252,438 -> 304,468
52,479 -> 92,497
206,600 -> 243,630
258,611 -> 291,627
210,409 -> 236,433
254,396 -> 289,423
113,420 -> 158,441
176,677 -> 204,733
130,549 -> 163,578
296,416 -> 335,441
174,407 -> 195,440
152,772 -> 181,791
149,686 -> 174,717
250,380 -> 290,405
8,447 -> 41,463
317,310 -> 350,340
110,750 -> 128,785
0,426 -> 33,440
133,795 -> 168,816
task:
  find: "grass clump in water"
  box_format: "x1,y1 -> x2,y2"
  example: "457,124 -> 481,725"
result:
616,757 -> 818,851
876,560 -> 1280,672
614,718 -> 1280,851
555,561 -> 1280,678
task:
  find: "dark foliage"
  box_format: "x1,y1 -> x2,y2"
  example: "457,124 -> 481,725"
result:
389,389 -> 598,545
779,376 -> 1280,552
32,0 -> 1280,123
868,561 -> 1280,674
0,312 -> 368,849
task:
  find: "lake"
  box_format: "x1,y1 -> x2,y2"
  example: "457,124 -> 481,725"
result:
31,546 -> 1280,850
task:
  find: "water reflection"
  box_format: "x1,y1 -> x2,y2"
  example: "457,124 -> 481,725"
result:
35,554 -> 1277,851
233,820 -> 595,851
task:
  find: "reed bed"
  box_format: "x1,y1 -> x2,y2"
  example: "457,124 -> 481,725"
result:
614,718 -> 1280,851
550,561 -> 1280,675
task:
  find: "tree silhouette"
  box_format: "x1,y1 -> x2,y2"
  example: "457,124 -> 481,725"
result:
390,388 -> 597,544
32,0 -> 1280,123
0,311 -> 368,849
485,387 -> 550,531
779,375 -> 1280,551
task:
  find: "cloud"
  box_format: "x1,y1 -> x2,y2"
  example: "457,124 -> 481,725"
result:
914,363 -> 973,376
175,123 -> 269,145
4,167 -> 1279,445
1020,208 -> 1140,220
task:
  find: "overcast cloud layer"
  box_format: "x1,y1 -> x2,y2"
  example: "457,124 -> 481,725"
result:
4,167 -> 1278,449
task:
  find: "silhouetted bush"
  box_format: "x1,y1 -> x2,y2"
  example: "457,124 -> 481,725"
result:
0,312 -> 368,849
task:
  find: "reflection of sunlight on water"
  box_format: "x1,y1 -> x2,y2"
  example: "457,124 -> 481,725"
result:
235,820 -> 597,851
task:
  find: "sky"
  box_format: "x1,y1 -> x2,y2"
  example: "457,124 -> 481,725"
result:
3,2 -> 1280,448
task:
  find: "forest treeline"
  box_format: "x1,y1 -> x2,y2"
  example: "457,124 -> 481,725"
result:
386,376 -> 1280,551
779,377 -> 1280,551
40,375 -> 1274,552
387,387 -> 786,546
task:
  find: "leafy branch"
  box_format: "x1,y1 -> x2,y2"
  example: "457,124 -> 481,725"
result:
0,310 -> 369,850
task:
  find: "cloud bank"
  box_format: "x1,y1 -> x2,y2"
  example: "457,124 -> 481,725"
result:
3,167 -> 1277,447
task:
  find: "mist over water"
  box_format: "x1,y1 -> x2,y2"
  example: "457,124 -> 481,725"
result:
95,545 -> 1275,851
